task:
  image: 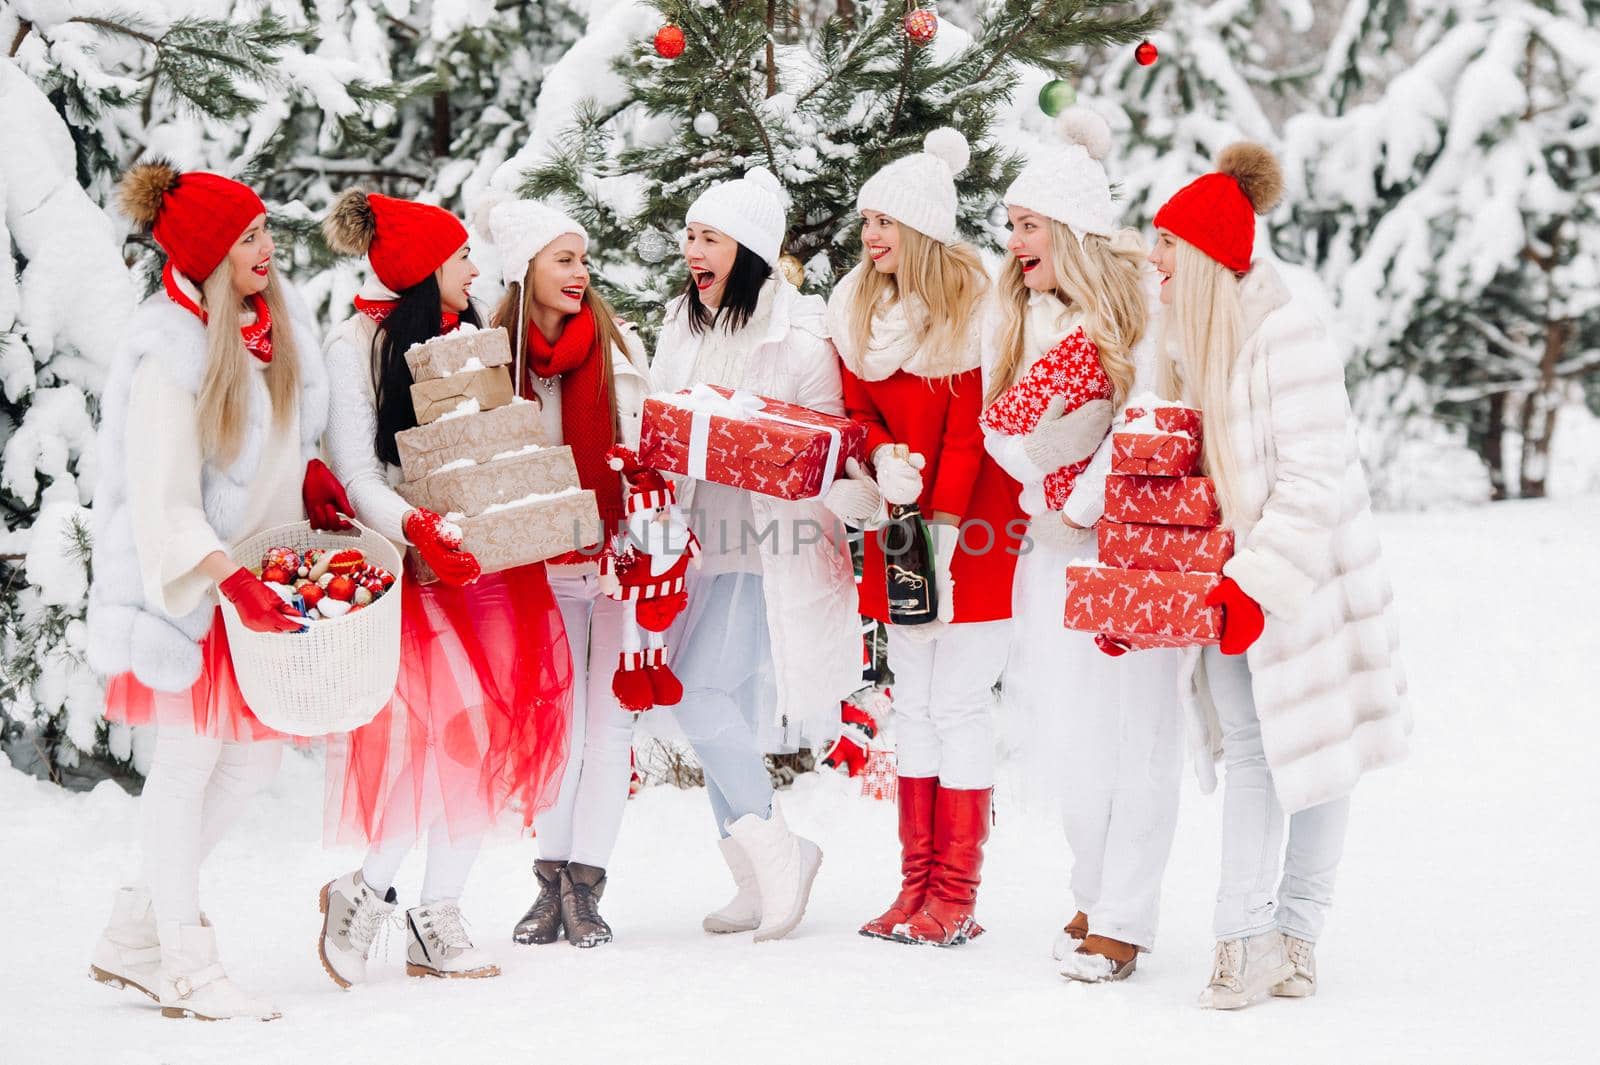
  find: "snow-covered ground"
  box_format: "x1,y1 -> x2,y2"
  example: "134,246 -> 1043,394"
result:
3,498 -> 1596,1065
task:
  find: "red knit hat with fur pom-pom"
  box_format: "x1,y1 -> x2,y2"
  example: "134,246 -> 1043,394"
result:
324,189 -> 468,292
118,161 -> 266,283
1153,143 -> 1284,273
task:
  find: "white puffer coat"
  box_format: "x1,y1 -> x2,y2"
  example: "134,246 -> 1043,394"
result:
1181,261 -> 1409,813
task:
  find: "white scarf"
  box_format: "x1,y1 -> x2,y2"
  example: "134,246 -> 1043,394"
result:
688,277 -> 777,391
826,263 -> 979,381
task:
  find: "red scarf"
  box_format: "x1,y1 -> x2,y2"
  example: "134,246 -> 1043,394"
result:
525,305 -> 624,534
164,261 -> 273,363
353,294 -> 460,334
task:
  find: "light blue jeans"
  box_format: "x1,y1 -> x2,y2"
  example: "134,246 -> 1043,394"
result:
1205,645 -> 1352,942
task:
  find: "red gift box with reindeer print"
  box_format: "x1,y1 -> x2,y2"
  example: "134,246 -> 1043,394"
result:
639,384 -> 868,501
1097,521 -> 1235,574
1063,562 -> 1223,648
1104,474 -> 1222,527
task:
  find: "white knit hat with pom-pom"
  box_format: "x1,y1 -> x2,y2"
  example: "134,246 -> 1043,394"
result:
685,167 -> 789,267
1005,106 -> 1118,242
857,127 -> 971,244
470,189 -> 588,289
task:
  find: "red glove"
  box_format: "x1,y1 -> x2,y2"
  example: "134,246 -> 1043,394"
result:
840,699 -> 879,739
302,459 -> 353,531
821,729 -> 870,777
1095,634 -> 1130,657
1206,576 -> 1265,656
405,508 -> 481,587
219,568 -> 307,634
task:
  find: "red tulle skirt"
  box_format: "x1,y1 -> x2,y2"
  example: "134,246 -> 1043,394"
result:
324,561 -> 573,848
104,608 -> 284,744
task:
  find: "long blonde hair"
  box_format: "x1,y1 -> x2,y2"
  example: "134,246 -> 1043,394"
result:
987,221 -> 1146,407
1157,238 -> 1245,523
844,226 -> 989,379
196,260 -> 301,465
490,270 -> 628,433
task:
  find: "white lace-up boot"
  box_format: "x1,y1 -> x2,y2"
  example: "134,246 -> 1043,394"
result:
1273,934 -> 1317,998
89,886 -> 161,1001
318,870 -> 399,988
404,902 -> 499,979
1198,930 -> 1295,1010
156,922 -> 280,1021
702,836 -> 761,934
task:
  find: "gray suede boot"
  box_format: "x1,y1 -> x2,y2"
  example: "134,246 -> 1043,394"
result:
560,863 -> 613,948
512,860 -> 566,946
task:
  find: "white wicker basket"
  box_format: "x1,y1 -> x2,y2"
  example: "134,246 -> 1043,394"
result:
218,520 -> 402,737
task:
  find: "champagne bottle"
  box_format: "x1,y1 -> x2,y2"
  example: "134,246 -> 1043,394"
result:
882,445 -> 939,625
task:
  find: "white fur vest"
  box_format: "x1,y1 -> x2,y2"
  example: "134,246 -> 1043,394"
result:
85,287 -> 329,692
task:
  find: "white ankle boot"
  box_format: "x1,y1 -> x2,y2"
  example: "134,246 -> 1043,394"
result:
157,922 -> 280,1021
89,886 -> 161,1001
702,836 -> 761,934
318,870 -> 398,988
1198,930 -> 1296,1010
1273,934 -> 1317,997
404,902 -> 499,979
725,802 -> 821,943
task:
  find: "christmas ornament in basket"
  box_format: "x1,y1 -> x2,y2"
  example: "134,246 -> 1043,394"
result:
218,520 -> 403,737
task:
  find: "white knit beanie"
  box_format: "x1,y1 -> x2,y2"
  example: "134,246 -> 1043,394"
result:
1004,106 -> 1117,243
684,167 -> 788,267
470,190 -> 588,288
857,127 -> 971,244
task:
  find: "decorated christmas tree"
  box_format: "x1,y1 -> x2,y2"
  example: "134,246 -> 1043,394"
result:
518,0 -> 1161,328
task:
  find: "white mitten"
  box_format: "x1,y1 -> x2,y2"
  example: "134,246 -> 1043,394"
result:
1026,512 -> 1096,553
1021,398 -> 1115,473
873,444 -> 926,506
822,457 -> 883,526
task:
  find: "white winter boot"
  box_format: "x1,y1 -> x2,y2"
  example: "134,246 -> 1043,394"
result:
725,802 -> 822,944
156,922 -> 280,1021
1273,934 -> 1317,998
404,902 -> 499,979
89,885 -> 161,1001
1197,930 -> 1295,1010
702,836 -> 762,934
318,870 -> 398,988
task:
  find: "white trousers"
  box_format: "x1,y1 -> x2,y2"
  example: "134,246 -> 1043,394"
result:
886,620 -> 1010,789
532,573 -> 637,868
359,742 -> 483,905
1206,645 -> 1352,942
140,728 -> 283,927
1059,647 -> 1183,950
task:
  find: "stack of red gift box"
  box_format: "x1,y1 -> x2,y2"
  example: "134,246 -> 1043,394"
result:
1063,399 -> 1236,649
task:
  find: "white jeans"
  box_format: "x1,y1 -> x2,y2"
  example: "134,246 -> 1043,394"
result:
533,573 -> 636,868
359,743 -> 483,905
886,620 -> 1010,789
140,728 -> 283,926
1206,645 -> 1352,942
1060,648 -> 1183,950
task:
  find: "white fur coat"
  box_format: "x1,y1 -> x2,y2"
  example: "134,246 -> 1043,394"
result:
1180,261 -> 1409,813
85,288 -> 328,691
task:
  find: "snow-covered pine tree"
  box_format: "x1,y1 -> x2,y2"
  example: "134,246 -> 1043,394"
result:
1284,0 -> 1600,500
0,4 -> 416,782
518,0 -> 1160,329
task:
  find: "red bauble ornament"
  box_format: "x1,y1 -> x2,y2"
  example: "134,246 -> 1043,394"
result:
904,8 -> 938,46
1135,40 -> 1159,66
653,24 -> 685,59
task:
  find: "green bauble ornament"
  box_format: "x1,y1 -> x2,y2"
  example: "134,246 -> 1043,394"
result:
1038,79 -> 1077,117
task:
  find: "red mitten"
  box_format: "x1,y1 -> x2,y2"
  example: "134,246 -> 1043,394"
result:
302,459 -> 353,531
613,652 -> 654,713
820,730 -> 869,777
219,568 -> 307,634
1094,634 -> 1130,658
643,647 -> 682,707
840,699 -> 879,739
405,508 -> 481,587
1206,576 -> 1265,656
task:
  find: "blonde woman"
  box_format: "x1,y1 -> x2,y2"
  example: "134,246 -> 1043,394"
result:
85,162 -> 335,1021
824,129 -> 1027,948
476,193 -> 652,948
1150,144 -> 1408,1008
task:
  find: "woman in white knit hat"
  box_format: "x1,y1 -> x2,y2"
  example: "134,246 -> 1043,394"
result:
650,167 -> 862,942
979,106 -> 1181,982
823,128 -> 1027,948
470,192 -> 652,949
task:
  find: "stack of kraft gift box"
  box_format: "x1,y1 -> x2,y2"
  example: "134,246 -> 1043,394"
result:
1063,399 -> 1236,649
393,325 -> 600,582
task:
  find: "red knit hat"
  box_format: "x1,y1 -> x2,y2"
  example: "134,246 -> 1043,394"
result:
117,162 -> 266,283
1152,143 -> 1285,274
607,446 -> 677,515
323,189 -> 468,292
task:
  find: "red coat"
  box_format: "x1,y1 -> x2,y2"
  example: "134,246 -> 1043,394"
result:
841,365 -> 1025,624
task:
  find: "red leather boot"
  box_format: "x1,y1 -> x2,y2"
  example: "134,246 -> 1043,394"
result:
858,777 -> 937,940
899,786 -> 990,947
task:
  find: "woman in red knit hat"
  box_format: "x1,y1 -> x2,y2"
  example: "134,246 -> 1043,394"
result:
824,129 -> 1027,948
1149,145 -> 1407,1009
312,190 -> 572,986
85,161 -> 346,1021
